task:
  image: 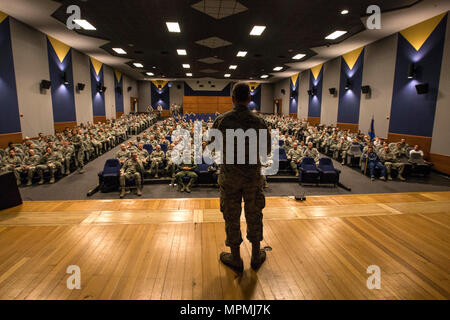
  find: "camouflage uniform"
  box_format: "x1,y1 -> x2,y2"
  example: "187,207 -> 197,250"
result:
302,147 -> 320,164
4,155 -> 23,185
116,149 -> 130,164
60,145 -> 74,174
212,104 -> 269,247
22,154 -> 46,185
149,150 -> 165,177
379,149 -> 405,180
287,147 -> 303,176
174,156 -> 197,192
119,158 -> 144,197
70,134 -> 85,170
41,151 -> 64,182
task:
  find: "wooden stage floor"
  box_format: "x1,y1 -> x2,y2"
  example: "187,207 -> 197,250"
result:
0,191 -> 449,300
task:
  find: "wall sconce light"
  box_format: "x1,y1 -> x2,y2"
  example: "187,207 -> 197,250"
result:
97,84 -> 106,93
345,79 -> 351,90
408,63 -> 416,79
63,72 -> 69,85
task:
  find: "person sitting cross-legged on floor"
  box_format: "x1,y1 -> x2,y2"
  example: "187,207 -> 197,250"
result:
175,155 -> 197,193
119,152 -> 144,198
362,146 -> 386,181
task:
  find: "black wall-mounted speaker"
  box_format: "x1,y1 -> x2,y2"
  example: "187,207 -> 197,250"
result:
329,88 -> 336,95
76,83 -> 85,91
361,85 -> 371,94
415,83 -> 429,94
40,80 -> 51,90
281,89 -> 286,95
127,86 -> 132,92
177,84 -> 181,89
291,90 -> 298,97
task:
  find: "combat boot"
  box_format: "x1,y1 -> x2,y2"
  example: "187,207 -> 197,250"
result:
180,183 -> 186,192
220,252 -> 244,273
16,179 -> 21,186
119,187 -> 126,198
251,250 -> 267,270
398,174 -> 406,181
154,168 -> 159,179
78,167 -> 85,174
380,176 -> 386,181
136,185 -> 143,196
38,177 -> 44,185
185,178 -> 194,193
26,178 -> 32,186
295,169 -> 299,177
388,174 -> 393,181
49,176 -> 55,184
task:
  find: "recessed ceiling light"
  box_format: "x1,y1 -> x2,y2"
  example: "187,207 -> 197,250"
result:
224,74 -> 231,78
166,22 -> 181,33
146,72 -> 154,76
341,10 -> 349,15
73,19 -> 96,30
261,75 -> 269,79
186,73 -> 192,77
250,25 -> 266,36
237,51 -> 247,57
325,30 -> 347,40
112,48 -> 126,54
229,65 -> 237,70
177,49 -> 187,55
273,66 -> 283,71
292,53 -> 306,60
133,63 -> 143,68
182,64 -> 191,68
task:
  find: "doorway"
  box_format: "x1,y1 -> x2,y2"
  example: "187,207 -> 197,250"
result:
130,97 -> 138,113
273,99 -> 282,115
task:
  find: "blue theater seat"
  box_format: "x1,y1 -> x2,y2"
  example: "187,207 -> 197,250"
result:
298,157 -> 320,185
143,144 -> 153,155
317,157 -> 340,186
98,159 -> 121,192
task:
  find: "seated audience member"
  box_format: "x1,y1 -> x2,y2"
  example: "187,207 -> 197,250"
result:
335,137 -> 350,165
379,145 -> 406,181
301,142 -> 320,165
116,144 -> 130,166
136,143 -> 150,167
149,145 -> 165,178
70,128 -> 85,174
175,156 -> 197,193
4,149 -> 24,185
287,142 -> 303,177
409,144 -> 432,165
41,146 -> 64,184
22,149 -> 46,186
119,152 -> 144,198
165,144 -> 177,184
362,146 -> 386,181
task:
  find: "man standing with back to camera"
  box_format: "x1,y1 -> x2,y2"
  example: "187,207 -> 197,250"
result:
212,83 -> 271,273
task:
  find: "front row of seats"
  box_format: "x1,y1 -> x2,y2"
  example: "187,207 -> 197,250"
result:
297,157 -> 341,186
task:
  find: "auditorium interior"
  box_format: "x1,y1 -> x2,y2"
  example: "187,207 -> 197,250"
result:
0,0 -> 449,301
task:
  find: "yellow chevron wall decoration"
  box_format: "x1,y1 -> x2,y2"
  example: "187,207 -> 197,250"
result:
400,13 -> 446,51
47,36 -> 71,63
249,82 -> 261,92
90,57 -> 103,76
152,80 -> 168,88
114,70 -> 122,82
290,73 -> 299,86
342,46 -> 364,70
311,64 -> 323,80
0,11 -> 8,24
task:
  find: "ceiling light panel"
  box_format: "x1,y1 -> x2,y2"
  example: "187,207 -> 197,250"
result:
177,49 -> 187,55
325,30 -> 347,40
273,66 -> 283,71
292,54 -> 306,60
112,48 -> 126,54
250,25 -> 266,36
133,63 -> 144,68
182,64 -> 191,68
166,22 -> 181,32
237,51 -> 247,57
73,19 -> 96,30
229,65 -> 237,69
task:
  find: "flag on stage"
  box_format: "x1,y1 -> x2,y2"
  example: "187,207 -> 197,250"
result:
368,116 -> 375,140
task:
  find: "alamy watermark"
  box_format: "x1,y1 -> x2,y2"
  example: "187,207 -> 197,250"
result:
366,265 -> 381,290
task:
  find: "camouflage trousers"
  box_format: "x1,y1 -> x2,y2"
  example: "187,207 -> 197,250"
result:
384,162 -> 405,175
218,172 -> 265,247
175,170 -> 197,184
120,172 -> 141,187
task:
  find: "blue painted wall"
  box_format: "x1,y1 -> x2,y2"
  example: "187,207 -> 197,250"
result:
289,77 -> 299,114
90,62 -> 105,117
0,17 -> 21,134
115,76 -> 124,113
151,82 -> 170,110
337,49 -> 365,124
47,40 -> 76,123
184,82 -> 231,96
308,69 -> 323,118
389,15 -> 447,137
